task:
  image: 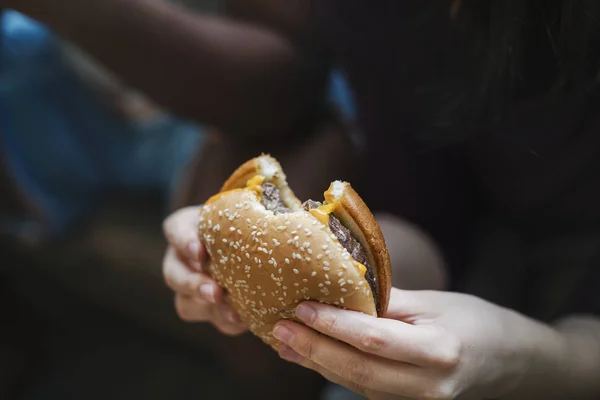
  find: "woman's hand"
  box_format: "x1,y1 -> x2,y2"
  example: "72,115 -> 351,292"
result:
162,206 -> 247,336
272,288 -> 559,400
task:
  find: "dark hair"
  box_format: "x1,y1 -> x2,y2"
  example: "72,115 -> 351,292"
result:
420,0 -> 600,148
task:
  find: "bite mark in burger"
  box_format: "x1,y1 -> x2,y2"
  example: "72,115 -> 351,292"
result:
198,155 -> 391,349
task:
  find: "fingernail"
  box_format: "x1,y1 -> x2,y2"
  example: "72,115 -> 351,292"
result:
199,284 -> 215,303
273,325 -> 294,344
295,304 -> 316,325
188,241 -> 200,260
279,344 -> 303,363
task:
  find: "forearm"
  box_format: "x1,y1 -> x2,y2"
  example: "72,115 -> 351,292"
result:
12,0 -> 326,137
503,315 -> 600,400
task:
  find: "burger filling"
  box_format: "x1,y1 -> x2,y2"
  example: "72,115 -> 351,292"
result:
303,201 -> 380,313
261,184 -> 380,312
261,183 -> 292,214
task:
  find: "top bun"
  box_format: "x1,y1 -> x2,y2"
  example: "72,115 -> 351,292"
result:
198,155 -> 391,349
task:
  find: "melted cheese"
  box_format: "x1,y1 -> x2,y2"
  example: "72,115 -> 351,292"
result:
246,175 -> 265,193
356,261 -> 367,277
205,175 -> 265,205
309,201 -> 339,224
309,183 -> 343,224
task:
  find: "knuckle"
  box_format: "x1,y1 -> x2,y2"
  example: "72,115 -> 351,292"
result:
174,297 -> 192,322
434,335 -> 462,369
175,296 -> 207,323
319,312 -> 340,334
162,212 -> 178,238
422,381 -> 457,400
342,355 -> 372,386
297,335 -> 316,360
358,328 -> 386,353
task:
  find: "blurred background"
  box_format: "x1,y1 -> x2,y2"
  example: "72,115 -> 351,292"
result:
0,1 -> 358,398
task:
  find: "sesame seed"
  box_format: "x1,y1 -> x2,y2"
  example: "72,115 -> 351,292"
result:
323,261 -> 330,267
322,245 -> 328,250
311,271 -> 317,277
348,280 -> 354,285
340,297 -> 345,304
230,227 -> 236,232
323,267 -> 330,272
223,238 -> 228,243
317,254 -> 323,260
293,269 -> 299,274
325,281 -> 331,285
341,288 -> 347,293
337,271 -> 344,277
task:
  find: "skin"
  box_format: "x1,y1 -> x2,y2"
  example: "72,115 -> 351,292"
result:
7,0 -> 600,397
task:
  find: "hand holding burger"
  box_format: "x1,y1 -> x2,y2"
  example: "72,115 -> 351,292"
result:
197,155 -> 392,348
162,206 -> 247,336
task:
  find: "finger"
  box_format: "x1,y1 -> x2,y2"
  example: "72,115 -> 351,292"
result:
293,302 -> 461,369
212,303 -> 248,336
385,288 -> 431,321
280,348 -> 413,400
163,206 -> 206,261
273,321 -> 438,397
175,294 -> 215,322
163,246 -> 223,301
279,346 -> 367,397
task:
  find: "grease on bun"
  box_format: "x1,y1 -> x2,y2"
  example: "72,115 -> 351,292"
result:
198,155 -> 391,349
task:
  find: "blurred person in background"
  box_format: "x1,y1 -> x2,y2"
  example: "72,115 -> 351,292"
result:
0,9 -> 203,246
5,0 -> 600,399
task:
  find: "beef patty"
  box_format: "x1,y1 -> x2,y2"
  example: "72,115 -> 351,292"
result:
304,201 -> 380,313
261,183 -> 292,214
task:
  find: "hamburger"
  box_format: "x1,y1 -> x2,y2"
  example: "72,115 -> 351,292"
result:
198,155 -> 391,348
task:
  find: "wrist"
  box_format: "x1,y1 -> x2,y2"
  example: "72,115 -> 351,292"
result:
502,314 -> 600,399
504,318 -> 566,399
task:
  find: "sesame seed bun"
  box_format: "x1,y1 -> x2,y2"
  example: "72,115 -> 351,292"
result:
198,155 -> 391,349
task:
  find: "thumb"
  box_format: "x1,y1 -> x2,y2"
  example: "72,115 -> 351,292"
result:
384,288 -> 442,321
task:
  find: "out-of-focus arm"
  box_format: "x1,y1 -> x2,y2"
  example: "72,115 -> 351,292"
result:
10,0 -> 329,138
